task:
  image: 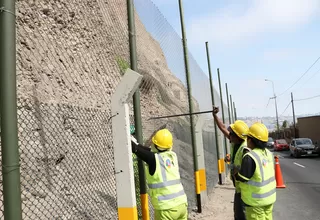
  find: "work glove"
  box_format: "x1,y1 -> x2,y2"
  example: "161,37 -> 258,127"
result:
131,135 -> 139,153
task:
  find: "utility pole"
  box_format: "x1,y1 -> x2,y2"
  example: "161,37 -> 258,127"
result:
291,92 -> 296,138
265,79 -> 280,138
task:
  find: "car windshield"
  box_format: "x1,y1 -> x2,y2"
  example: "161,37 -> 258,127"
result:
277,139 -> 287,144
295,139 -> 312,145
268,137 -> 273,142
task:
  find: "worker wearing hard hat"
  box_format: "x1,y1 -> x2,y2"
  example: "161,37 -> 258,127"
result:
235,122 -> 276,220
212,106 -> 249,220
131,128 -> 188,220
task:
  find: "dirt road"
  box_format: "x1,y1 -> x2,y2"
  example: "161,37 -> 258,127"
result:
189,180 -> 234,220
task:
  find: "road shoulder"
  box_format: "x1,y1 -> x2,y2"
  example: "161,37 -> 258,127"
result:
189,179 -> 234,220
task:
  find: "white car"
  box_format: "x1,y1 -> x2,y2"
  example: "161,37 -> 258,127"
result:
289,138 -> 320,158
266,137 -> 274,149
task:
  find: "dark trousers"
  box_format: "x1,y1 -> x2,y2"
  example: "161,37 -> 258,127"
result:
234,192 -> 246,220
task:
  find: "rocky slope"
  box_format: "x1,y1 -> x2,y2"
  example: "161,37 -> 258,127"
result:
5,0 -> 201,219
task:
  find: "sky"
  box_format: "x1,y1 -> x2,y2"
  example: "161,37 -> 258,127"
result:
136,0 -> 320,118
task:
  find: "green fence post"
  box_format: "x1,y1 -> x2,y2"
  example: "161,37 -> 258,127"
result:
225,83 -> 231,125
127,0 -> 149,219
205,42 -> 222,185
233,102 -> 237,120
230,95 -> 234,123
0,0 -> 23,219
178,0 -> 201,213
217,69 -> 228,175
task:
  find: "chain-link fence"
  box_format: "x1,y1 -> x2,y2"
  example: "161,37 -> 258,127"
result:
134,0 -> 196,212
14,0 -> 132,218
0,0 -> 234,219
133,0 -> 230,213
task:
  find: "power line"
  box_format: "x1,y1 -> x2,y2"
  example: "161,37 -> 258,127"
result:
279,101 -> 291,117
278,56 -> 320,97
293,66 -> 320,92
294,94 -> 320,102
266,98 -> 271,108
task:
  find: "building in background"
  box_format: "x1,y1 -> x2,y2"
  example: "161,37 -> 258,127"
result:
298,115 -> 320,144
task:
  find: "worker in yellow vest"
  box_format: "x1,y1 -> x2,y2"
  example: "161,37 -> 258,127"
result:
235,122 -> 276,220
131,128 -> 188,220
212,106 -> 249,220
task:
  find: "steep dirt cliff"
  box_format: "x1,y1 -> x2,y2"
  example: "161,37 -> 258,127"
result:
7,0 -> 200,218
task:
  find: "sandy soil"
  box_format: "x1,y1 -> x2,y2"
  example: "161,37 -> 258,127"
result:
189,179 -> 234,220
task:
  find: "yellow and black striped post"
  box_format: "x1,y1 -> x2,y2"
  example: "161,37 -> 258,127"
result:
195,116 -> 208,203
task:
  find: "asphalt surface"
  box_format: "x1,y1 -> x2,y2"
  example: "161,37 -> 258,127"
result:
272,150 -> 320,220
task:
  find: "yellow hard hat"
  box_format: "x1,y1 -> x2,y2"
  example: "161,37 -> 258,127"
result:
247,122 -> 268,142
152,129 -> 173,149
230,120 -> 249,140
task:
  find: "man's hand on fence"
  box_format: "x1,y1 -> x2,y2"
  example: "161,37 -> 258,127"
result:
224,154 -> 230,163
212,106 -> 219,115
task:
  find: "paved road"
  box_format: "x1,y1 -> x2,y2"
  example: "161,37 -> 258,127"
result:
273,150 -> 320,220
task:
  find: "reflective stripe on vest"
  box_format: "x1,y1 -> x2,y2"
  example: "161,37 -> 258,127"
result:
246,151 -> 275,189
240,149 -> 276,206
233,141 -> 248,192
158,190 -> 185,201
252,188 -> 276,199
148,154 -> 182,189
146,153 -> 187,209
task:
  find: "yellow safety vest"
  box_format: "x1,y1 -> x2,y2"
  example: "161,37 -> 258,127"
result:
232,140 -> 248,193
145,151 -> 187,210
239,148 -> 276,207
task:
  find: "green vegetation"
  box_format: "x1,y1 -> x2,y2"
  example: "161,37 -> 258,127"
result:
116,57 -> 130,75
282,120 -> 288,129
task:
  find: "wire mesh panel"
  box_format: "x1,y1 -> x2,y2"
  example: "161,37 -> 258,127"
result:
188,48 -> 230,194
18,98 -> 117,219
133,0 -> 199,213
14,0 -> 131,218
202,126 -> 218,195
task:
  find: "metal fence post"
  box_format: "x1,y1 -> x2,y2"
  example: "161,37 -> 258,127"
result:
225,83 -> 231,125
217,69 -> 228,176
233,102 -> 237,120
195,116 -> 208,204
205,42 -> 223,185
0,0 -> 23,219
178,0 -> 201,212
230,95 -> 234,123
127,0 -> 149,219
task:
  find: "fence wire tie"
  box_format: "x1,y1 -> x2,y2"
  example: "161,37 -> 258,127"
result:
128,31 -> 137,37
0,7 -> 16,16
2,163 -> 20,174
114,170 -> 123,175
106,112 -> 119,124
